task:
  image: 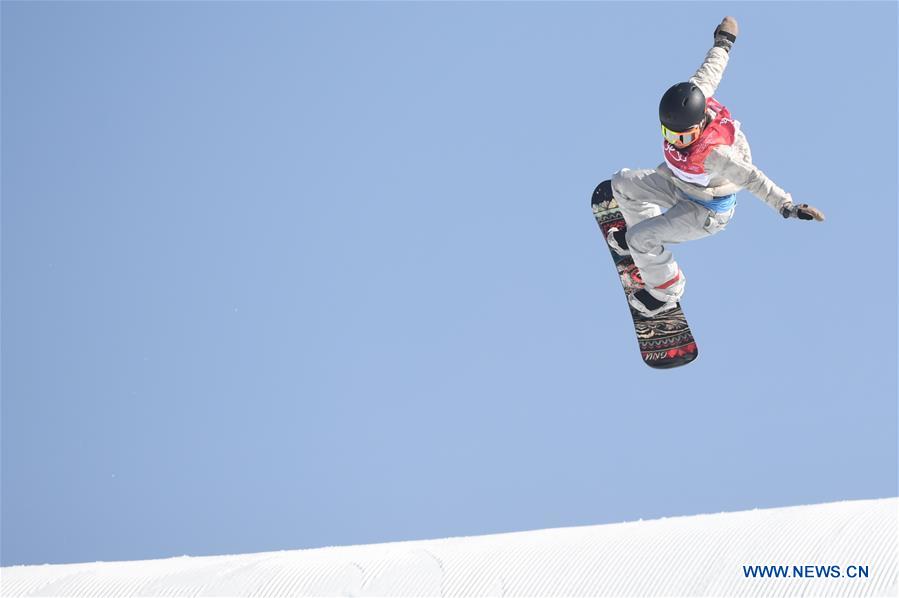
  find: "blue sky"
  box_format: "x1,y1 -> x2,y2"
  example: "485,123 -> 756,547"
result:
2,2 -> 896,567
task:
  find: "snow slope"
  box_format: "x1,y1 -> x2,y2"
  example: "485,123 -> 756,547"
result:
2,497 -> 896,597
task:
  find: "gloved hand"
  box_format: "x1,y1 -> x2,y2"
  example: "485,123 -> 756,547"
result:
781,203 -> 826,222
714,17 -> 739,52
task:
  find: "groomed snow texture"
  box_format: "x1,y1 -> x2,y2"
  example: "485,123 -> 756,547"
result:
2,497 -> 896,597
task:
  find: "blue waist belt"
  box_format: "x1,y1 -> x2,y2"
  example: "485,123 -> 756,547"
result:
685,193 -> 737,213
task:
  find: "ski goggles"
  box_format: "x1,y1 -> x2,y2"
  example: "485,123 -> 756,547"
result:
661,123 -> 702,148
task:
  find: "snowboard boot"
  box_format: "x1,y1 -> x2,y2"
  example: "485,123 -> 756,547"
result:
606,227 -> 630,257
628,288 -> 678,317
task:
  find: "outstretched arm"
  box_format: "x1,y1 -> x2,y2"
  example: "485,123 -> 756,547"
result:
689,17 -> 739,99
706,146 -> 825,221
706,146 -> 791,213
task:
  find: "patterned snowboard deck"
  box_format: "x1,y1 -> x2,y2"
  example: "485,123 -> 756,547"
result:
591,180 -> 698,369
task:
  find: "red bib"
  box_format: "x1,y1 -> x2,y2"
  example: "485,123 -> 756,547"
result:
662,98 -> 736,187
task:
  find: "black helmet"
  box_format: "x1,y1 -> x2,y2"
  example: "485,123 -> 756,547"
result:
659,82 -> 707,131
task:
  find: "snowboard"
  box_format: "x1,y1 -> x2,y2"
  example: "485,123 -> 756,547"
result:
591,180 -> 698,369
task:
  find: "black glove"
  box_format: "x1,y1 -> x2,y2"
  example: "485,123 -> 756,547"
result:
714,17 -> 739,52
781,203 -> 825,222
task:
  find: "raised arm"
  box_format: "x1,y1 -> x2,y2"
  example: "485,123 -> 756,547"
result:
689,17 -> 739,99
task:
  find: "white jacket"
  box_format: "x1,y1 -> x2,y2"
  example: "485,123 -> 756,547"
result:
656,46 -> 793,214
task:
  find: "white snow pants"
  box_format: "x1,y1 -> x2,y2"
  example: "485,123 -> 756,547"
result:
610,168 -> 735,301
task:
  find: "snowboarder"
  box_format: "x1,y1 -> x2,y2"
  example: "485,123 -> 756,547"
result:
607,16 -> 825,317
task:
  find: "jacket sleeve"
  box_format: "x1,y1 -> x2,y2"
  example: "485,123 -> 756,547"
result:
705,145 -> 793,214
689,46 -> 730,99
